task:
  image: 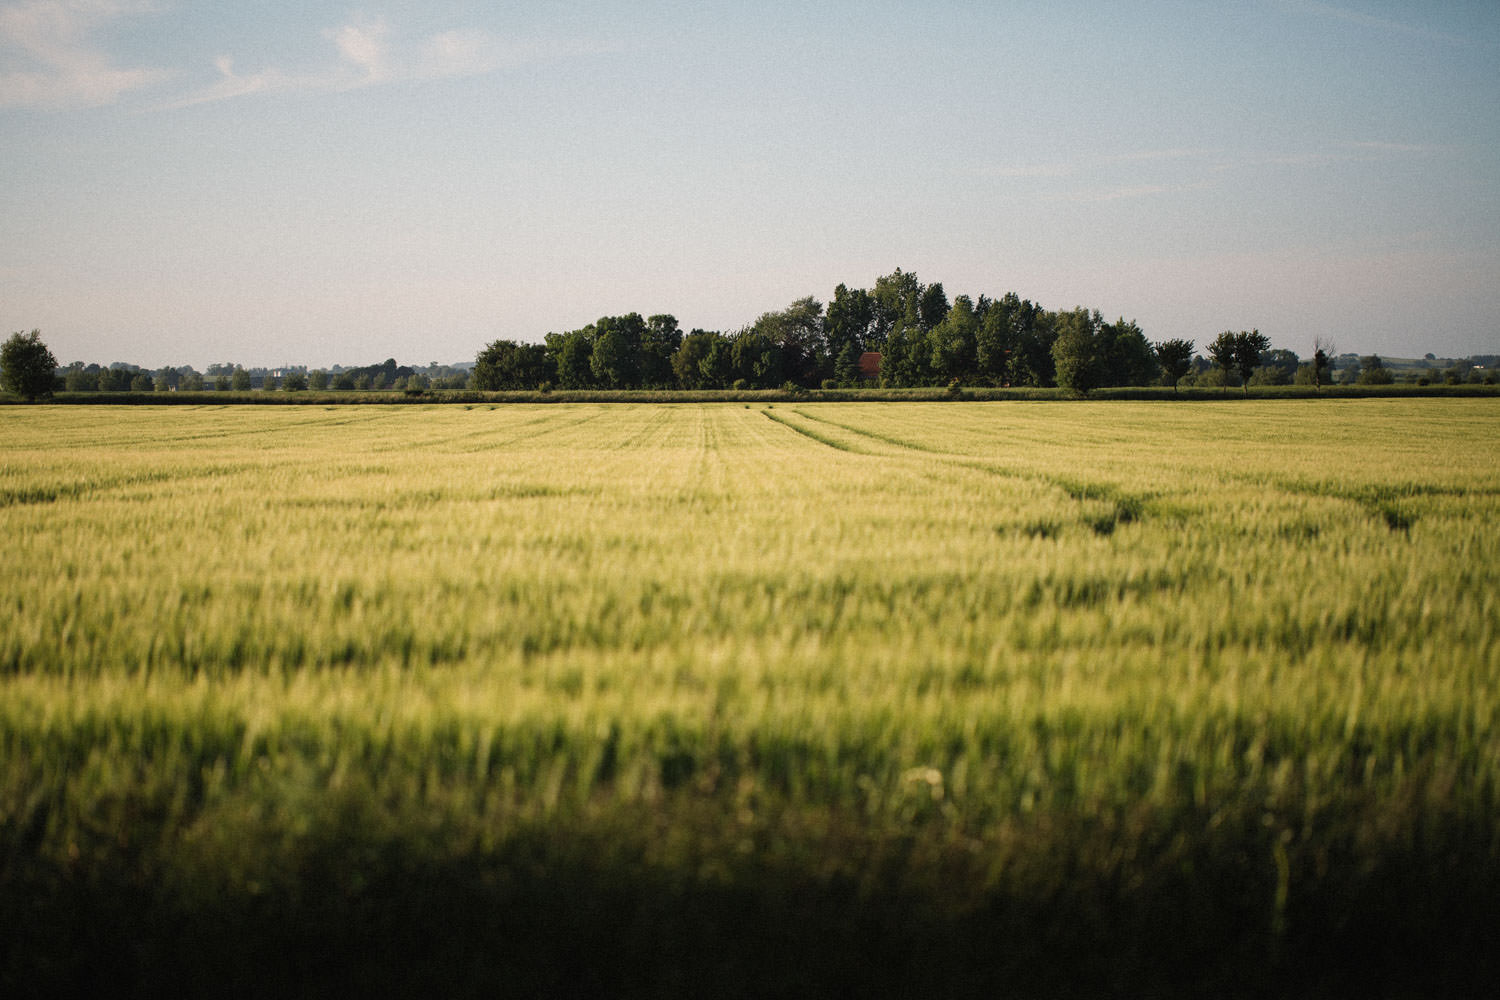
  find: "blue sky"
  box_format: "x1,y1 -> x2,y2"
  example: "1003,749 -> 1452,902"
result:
2,0 -> 1497,368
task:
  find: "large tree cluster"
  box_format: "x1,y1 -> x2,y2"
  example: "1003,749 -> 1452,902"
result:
473,268 -> 1190,393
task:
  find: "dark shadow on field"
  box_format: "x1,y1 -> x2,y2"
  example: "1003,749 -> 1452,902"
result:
4,803 -> 1497,1000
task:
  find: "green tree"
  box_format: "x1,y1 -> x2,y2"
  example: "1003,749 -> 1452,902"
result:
130,372 -> 153,392
1153,338 -> 1195,391
589,314 -> 647,389
545,329 -> 595,389
751,297 -> 825,387
825,283 -> 875,359
282,371 -> 308,391
1233,330 -> 1270,395
180,372 -> 205,391
231,367 -> 252,391
641,315 -> 683,389
308,370 -> 328,390
869,268 -> 924,348
214,374 -> 231,391
1051,308 -> 1105,393
63,363 -> 94,393
1,330 -> 58,400
474,339 -> 553,390
1207,332 -> 1239,392
730,328 -> 783,388
832,340 -> 861,386
672,330 -> 725,389
1098,318 -> 1156,386
1311,339 -> 1333,391
1358,355 -> 1393,385
930,294 -> 981,385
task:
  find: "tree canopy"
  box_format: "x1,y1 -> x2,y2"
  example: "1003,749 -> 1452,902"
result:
1,330 -> 58,400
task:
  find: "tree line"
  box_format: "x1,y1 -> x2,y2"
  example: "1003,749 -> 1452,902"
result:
471,268 -> 1316,394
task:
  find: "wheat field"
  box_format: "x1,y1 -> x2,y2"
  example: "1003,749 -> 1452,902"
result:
2,400 -> 1497,996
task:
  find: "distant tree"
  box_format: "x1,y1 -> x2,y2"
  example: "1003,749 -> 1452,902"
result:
1232,330 -> 1270,395
180,372 -> 205,391
282,371 -> 308,391
1358,355 -> 1393,385
308,369 -> 328,390
474,339 -> 553,390
751,298 -> 825,387
333,372 -> 356,390
1260,348 -> 1299,382
1153,338 -> 1195,391
545,328 -> 595,389
869,268 -> 925,347
878,310 -> 931,387
825,283 -> 875,359
672,330 -> 725,389
730,328 -> 783,388
1312,337 -> 1335,391
929,294 -> 980,384
641,315 -> 684,389
63,363 -> 94,393
917,282 -> 950,331
1051,308 -> 1105,393
214,374 -> 231,391
1,330 -> 58,400
833,340 -> 861,386
231,367 -> 252,391
1098,317 -> 1156,386
590,314 -> 646,389
1207,332 -> 1240,392
130,373 -> 153,392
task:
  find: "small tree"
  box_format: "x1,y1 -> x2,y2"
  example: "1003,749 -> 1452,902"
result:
1312,337 -> 1335,391
1207,332 -> 1239,392
1233,330 -> 1270,395
1153,338 -> 1194,393
1,330 -> 58,400
282,371 -> 308,391
230,367 -> 252,391
308,369 -> 328,390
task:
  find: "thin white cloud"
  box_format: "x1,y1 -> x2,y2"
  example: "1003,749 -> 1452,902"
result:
161,17 -> 624,109
0,0 -> 168,110
325,15 -> 390,86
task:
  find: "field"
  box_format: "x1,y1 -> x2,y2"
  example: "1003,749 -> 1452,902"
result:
3,400 -> 1498,996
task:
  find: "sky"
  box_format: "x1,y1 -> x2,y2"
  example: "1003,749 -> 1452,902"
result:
2,0 -> 1498,369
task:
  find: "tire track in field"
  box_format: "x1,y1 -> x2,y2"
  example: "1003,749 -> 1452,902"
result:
758,409 -> 868,452
788,406 -> 1156,535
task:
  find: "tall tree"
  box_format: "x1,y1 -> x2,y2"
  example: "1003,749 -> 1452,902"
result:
1051,308 -> 1105,393
825,284 -> 875,359
641,315 -> 683,389
474,339 -> 553,390
671,330 -> 720,389
751,297 -> 825,387
1233,330 -> 1270,395
590,314 -> 647,389
1208,332 -> 1239,392
1153,338 -> 1195,392
930,294 -> 980,384
545,328 -> 595,389
0,330 -> 57,400
1098,318 -> 1156,386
